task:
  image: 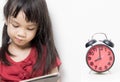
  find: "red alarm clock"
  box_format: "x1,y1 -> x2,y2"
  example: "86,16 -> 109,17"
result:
85,33 -> 115,73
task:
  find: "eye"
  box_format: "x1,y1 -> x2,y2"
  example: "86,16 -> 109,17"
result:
27,27 -> 36,31
12,24 -> 19,28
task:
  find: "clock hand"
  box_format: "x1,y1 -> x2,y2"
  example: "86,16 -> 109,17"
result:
99,47 -> 101,59
95,57 -> 101,62
95,47 -> 102,62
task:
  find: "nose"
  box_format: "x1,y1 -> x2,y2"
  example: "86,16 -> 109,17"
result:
17,28 -> 26,38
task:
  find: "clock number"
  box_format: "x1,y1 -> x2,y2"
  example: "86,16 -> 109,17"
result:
99,67 -> 102,70
109,56 -> 112,61
88,51 -> 94,56
87,56 -> 91,61
92,47 -> 97,52
99,46 -> 103,51
104,65 -> 108,69
90,62 -> 94,66
104,47 -> 107,51
107,62 -> 111,66
95,65 -> 98,69
108,51 -> 111,56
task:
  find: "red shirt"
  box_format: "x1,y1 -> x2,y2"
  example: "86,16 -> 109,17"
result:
0,46 -> 61,82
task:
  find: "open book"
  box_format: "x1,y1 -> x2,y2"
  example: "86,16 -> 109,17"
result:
20,72 -> 60,82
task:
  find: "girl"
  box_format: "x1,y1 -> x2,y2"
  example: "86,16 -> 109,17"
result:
0,0 -> 61,82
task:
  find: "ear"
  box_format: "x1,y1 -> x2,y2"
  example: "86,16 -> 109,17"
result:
4,19 -> 8,26
5,18 -> 9,26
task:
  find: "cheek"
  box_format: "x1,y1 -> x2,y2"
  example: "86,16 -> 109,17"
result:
26,31 -> 37,41
7,26 -> 15,37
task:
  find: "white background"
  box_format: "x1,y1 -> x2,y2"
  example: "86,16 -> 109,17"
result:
1,0 -> 120,82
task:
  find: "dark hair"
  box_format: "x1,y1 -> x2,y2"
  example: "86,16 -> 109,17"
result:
0,0 -> 59,75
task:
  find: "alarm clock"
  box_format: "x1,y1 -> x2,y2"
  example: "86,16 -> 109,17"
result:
85,33 -> 115,73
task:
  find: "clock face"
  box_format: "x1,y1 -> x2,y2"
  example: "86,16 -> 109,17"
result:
86,44 -> 115,72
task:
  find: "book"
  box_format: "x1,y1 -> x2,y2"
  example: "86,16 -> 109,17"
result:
20,72 -> 60,82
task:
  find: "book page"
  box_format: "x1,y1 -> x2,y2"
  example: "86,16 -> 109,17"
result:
20,72 -> 60,82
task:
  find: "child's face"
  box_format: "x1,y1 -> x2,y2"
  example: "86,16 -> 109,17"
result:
7,11 -> 38,48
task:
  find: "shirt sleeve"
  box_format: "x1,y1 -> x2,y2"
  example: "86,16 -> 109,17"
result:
52,57 -> 61,69
0,61 -> 1,79
0,61 -> 2,81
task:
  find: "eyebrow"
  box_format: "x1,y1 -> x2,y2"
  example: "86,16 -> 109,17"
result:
10,18 -> 37,26
9,18 -> 19,24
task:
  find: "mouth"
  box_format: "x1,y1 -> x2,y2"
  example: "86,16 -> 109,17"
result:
15,37 -> 23,43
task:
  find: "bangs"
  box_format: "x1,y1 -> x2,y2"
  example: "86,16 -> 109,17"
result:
5,0 -> 43,24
